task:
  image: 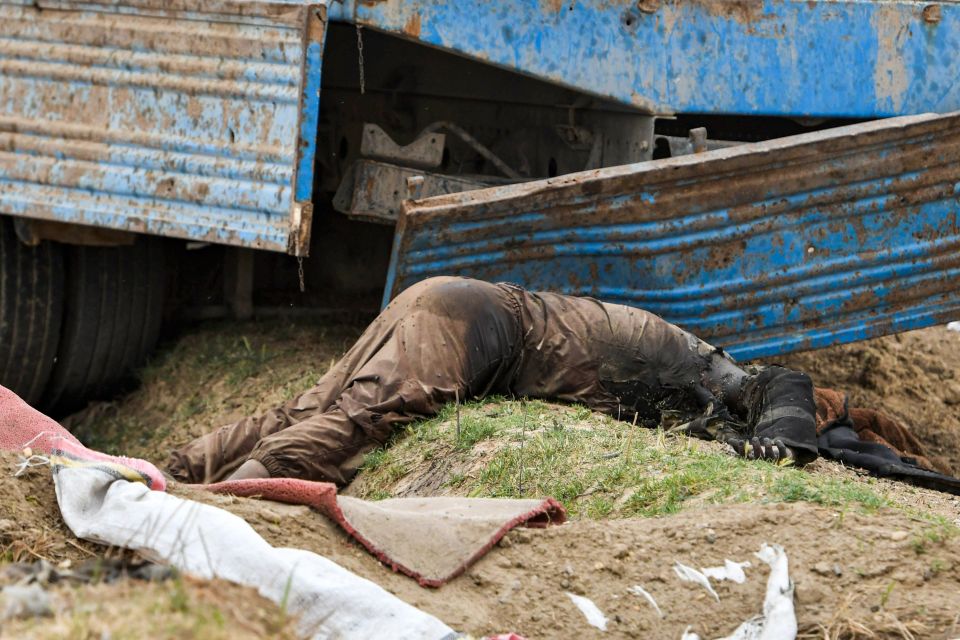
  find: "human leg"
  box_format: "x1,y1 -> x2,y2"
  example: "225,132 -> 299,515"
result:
166,386 -> 330,484
170,277 -> 521,484
511,289 -> 817,463
242,278 -> 522,483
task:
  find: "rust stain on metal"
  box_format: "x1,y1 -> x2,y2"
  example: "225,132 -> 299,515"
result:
668,0 -> 767,24
544,0 -> 566,13
636,0 -> 661,14
391,113 -> 960,356
403,12 -> 421,37
922,4 -> 941,23
873,4 -> 909,111
0,0 -> 312,253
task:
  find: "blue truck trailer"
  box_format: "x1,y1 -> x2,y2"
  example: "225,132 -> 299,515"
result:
0,0 -> 958,410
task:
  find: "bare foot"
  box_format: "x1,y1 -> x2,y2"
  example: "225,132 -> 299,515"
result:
226,459 -> 270,481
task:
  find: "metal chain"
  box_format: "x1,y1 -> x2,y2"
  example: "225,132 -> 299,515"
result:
297,256 -> 306,293
356,24 -> 366,95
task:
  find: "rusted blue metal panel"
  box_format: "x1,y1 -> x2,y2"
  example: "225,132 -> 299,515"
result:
386,112 -> 960,359
0,0 -> 326,254
329,0 -> 960,119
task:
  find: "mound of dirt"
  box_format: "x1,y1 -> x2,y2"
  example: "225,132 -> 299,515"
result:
3,451 -> 957,639
43,322 -> 960,638
1,573 -> 297,639
61,320 -> 960,484
0,452 -> 97,564
773,327 -> 960,475
175,485 -> 960,639
62,320 -> 361,467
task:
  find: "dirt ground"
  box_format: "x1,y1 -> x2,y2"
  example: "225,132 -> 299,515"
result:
5,324 -> 960,639
774,327 -> 960,476
0,574 -> 296,640
4,457 -> 959,639
0,455 -> 295,639
0,452 -> 97,566
93,481 -> 960,639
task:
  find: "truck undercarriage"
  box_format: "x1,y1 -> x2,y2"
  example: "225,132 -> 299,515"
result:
0,0 -> 958,411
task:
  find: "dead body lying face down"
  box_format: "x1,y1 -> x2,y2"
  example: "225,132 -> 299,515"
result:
167,276 -> 960,495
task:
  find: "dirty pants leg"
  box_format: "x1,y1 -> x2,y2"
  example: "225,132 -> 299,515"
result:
508,286 -> 751,421
508,288 -> 814,459
167,277 -> 520,484
166,397 -> 359,485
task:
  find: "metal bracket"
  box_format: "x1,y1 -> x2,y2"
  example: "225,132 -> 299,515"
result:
333,159 -> 490,224
360,123 -> 446,169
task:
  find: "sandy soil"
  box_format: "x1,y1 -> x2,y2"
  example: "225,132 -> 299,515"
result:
773,327 -> 960,476
8,324 -> 960,639
5,456 -> 959,638
0,456 -> 296,639
177,483 -> 960,639
0,575 -> 295,640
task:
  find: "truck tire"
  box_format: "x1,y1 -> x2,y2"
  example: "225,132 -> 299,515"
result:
0,219 -> 64,405
43,237 -> 167,415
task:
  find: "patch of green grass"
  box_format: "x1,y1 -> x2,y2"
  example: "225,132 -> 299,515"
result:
361,447 -> 390,472
445,472 -> 467,488
926,558 -> 950,577
911,515 -> 958,554
879,581 -> 897,609
454,415 -> 499,449
769,473 -> 888,510
353,399 -> 898,520
168,572 -> 190,613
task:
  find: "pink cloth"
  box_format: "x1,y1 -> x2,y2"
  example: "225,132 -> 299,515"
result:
0,385 -> 166,491
0,383 -> 562,593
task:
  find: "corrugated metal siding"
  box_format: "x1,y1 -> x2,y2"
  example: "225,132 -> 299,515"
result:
330,0 -> 960,119
386,113 -> 960,360
0,0 -> 323,252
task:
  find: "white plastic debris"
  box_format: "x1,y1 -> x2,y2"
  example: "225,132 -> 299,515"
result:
702,560 -> 751,584
565,592 -> 608,630
680,544 -> 796,640
718,620 -> 762,640
673,561 -> 720,601
716,544 -> 796,640
754,544 -> 796,640
948,321 -> 960,332
627,584 -> 664,618
54,465 -> 454,640
681,627 -> 702,640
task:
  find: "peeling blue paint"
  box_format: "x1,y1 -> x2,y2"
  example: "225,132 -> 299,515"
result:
296,39 -> 324,204
386,113 -> 960,359
329,0 -> 960,118
0,1 -> 324,252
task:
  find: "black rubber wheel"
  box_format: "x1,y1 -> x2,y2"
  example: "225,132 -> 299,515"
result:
0,219 -> 64,405
43,236 -> 167,414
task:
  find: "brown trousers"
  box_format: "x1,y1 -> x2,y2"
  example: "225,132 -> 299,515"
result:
167,276 -> 934,484
168,276 -> 725,484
